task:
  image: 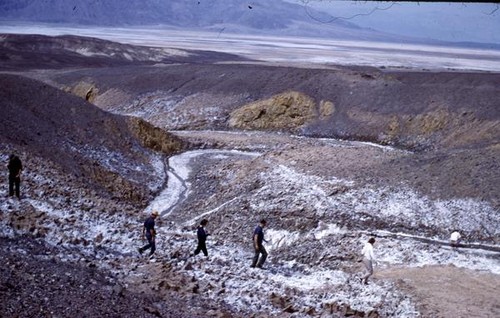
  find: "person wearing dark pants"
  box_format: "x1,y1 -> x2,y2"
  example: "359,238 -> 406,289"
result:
251,219 -> 268,269
138,211 -> 159,258
194,219 -> 210,257
7,154 -> 23,199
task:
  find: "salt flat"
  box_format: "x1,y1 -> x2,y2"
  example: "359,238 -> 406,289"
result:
2,24 -> 500,72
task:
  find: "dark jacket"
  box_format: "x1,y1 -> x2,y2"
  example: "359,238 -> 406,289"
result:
8,156 -> 22,177
253,225 -> 264,246
143,217 -> 155,237
197,225 -> 208,242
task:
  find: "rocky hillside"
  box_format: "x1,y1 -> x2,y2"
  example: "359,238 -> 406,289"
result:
0,72 -> 222,317
6,34 -> 498,209
1,34 -> 499,317
2,34 -> 498,225
1,236 -> 213,318
0,72 -> 186,204
32,62 -> 499,152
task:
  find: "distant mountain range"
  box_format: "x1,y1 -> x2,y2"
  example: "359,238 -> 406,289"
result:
2,0 -> 499,49
0,0 -> 348,28
0,0 -> 417,42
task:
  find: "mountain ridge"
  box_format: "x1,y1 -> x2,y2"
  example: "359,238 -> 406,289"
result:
0,0 -> 349,27
0,0 -> 426,44
2,0 -> 499,49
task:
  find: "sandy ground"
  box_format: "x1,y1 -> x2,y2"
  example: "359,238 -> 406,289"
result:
378,265 -> 500,318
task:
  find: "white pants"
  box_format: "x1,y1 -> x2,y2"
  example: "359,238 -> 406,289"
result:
362,257 -> 373,280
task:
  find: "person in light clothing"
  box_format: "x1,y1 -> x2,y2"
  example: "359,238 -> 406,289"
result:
361,237 -> 376,285
450,230 -> 461,250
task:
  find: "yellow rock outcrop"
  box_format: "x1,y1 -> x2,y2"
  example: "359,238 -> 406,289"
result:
228,91 -> 318,132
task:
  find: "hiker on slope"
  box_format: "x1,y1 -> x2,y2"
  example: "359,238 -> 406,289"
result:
360,237 -> 377,285
193,219 -> 210,258
251,219 -> 268,269
7,154 -> 23,199
450,230 -> 462,251
138,211 -> 159,258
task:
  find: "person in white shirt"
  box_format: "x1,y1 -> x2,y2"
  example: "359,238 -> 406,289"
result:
361,237 -> 376,285
450,230 -> 461,250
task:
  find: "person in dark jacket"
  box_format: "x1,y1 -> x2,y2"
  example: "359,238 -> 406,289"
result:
7,154 -> 23,199
194,219 -> 210,257
251,219 -> 268,269
138,211 -> 159,258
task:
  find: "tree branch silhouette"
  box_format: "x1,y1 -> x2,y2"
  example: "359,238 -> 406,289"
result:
486,3 -> 499,15
299,0 -> 398,24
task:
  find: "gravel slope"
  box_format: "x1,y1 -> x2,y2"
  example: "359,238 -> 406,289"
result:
1,34 -> 499,318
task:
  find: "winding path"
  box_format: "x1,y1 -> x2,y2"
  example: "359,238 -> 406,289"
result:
145,149 -> 261,216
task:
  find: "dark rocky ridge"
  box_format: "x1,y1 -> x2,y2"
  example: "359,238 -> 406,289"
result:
0,72 -> 186,205
0,33 -> 247,70
37,61 -> 500,151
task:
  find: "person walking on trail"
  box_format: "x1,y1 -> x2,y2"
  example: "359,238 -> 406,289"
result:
251,219 -> 268,269
450,230 -> 462,250
138,211 -> 159,258
7,154 -> 23,199
194,219 -> 210,257
360,237 -> 377,285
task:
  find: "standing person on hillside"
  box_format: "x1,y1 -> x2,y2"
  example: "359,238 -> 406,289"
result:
360,237 -> 377,285
193,219 -> 210,258
138,210 -> 159,258
251,219 -> 268,269
450,230 -> 462,251
7,154 -> 23,199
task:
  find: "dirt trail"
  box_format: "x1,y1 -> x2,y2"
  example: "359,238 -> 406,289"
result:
377,265 -> 500,318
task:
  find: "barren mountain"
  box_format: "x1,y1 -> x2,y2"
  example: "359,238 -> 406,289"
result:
1,34 -> 499,318
0,0 -> 396,41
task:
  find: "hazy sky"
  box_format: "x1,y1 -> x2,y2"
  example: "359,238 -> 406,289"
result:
286,1 -> 500,44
